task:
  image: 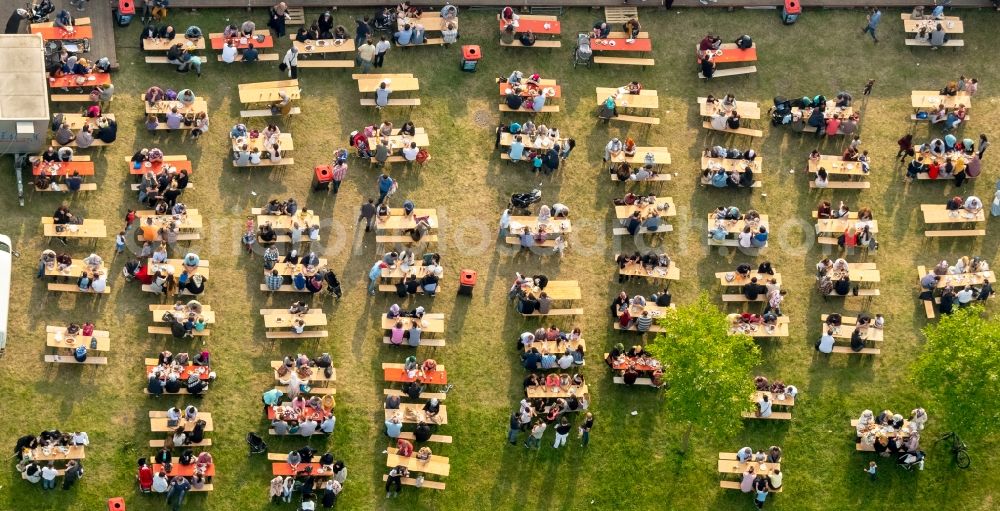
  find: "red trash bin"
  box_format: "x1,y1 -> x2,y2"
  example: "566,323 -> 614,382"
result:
458,269 -> 477,295
312,165 -> 333,191
108,497 -> 126,511
117,0 -> 134,14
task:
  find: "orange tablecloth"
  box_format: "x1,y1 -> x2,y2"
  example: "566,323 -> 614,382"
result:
47,73 -> 111,89
152,463 -> 215,477
146,365 -> 212,380
31,25 -> 93,40
591,38 -> 651,52
498,19 -> 560,35
32,161 -> 94,177
130,159 -> 193,176
267,405 -> 330,422
211,35 -> 274,50
609,356 -> 660,372
699,48 -> 757,64
384,368 -> 447,385
497,83 -> 561,98
271,462 -> 332,477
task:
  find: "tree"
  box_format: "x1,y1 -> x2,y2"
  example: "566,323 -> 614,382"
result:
912,305 -> 1000,440
644,293 -> 762,454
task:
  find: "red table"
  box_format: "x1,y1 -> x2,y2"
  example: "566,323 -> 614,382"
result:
384,368 -> 447,385
47,73 -> 111,89
699,48 -> 757,64
590,38 -> 652,53
498,19 -> 560,35
211,35 -> 274,50
129,159 -> 194,176
271,462 -> 333,477
146,365 -> 212,380
32,161 -> 94,177
267,405 -> 329,422
31,25 -> 93,40
153,463 -> 215,477
497,83 -> 561,98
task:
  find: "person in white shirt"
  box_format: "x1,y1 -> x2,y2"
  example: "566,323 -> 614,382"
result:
756,394 -> 772,418
557,350 -> 574,370
402,141 -> 419,161
249,148 -> 262,165
166,407 -> 181,422
320,414 -> 336,434
736,446 -> 753,462
816,330 -> 835,353
738,227 -> 753,248
963,196 -> 983,214
152,471 -> 169,493
956,285 -> 976,306
71,431 -> 90,446
374,36 -> 391,68
41,463 -> 59,490
90,272 -> 107,293
221,41 -> 238,63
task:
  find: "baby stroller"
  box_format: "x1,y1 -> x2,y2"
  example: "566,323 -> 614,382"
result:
770,96 -> 792,126
897,450 -> 926,471
246,432 -> 267,455
572,33 -> 592,68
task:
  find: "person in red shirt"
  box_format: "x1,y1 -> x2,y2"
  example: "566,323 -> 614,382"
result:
396,438 -> 413,457
825,115 -> 841,137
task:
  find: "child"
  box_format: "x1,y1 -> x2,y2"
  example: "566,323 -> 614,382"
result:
865,461 -> 877,481
115,231 -> 126,255
863,79 -> 875,96
242,217 -> 256,255
124,209 -> 136,230
531,153 -> 543,173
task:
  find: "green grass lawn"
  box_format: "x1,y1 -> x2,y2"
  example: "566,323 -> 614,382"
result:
1,6 -> 999,510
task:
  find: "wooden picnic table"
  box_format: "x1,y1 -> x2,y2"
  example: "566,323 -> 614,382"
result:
381,314 -> 445,333
264,313 -> 327,329
815,218 -> 879,234
210,31 -> 274,50
823,321 -> 884,342
596,88 -> 659,109
381,262 -> 441,280
929,270 -> 994,289
47,326 -> 110,351
129,158 -> 193,176
376,210 -> 439,231
147,260 -> 210,280
498,18 -> 560,35
33,161 -> 94,177
904,18 -> 963,34
386,448 -> 450,477
609,355 -> 660,372
508,216 -> 571,236
610,147 -> 671,166
790,101 -> 853,120
357,77 -> 420,93
718,459 -> 781,475
149,309 -> 215,323
272,261 -> 328,277
526,383 -> 589,400
44,260 -> 107,278
754,391 -> 795,407
41,218 -> 106,239
591,37 -> 651,52
270,361 -> 337,384
829,267 -> 881,283
620,261 -> 679,281
521,280 -> 581,301
624,302 -> 672,321
921,204 -> 985,224
702,156 -> 763,173
268,404 -> 330,422
31,445 -> 85,462
728,315 -> 790,337
698,43 -> 756,64
47,73 -> 111,89
144,98 -> 208,116
137,211 -> 203,230
143,35 -> 205,51
808,157 -> 868,177
152,463 -> 215,478
707,214 -> 770,235
146,364 -> 213,380
698,97 -> 761,120
383,364 -> 447,385
150,413 -> 214,433
499,132 -> 566,151
523,337 -> 585,353
271,462 -> 332,477
911,91 -> 971,110
498,82 -> 561,98
291,37 -> 356,55
60,113 -> 116,131
232,133 -> 294,152
367,132 -> 431,153
238,81 -> 301,104
396,13 -> 457,32
31,25 -> 93,40
614,198 -> 675,220
385,402 -> 448,424
255,211 -> 318,231
715,271 -> 782,287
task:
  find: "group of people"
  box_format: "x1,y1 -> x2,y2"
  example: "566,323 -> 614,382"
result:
604,343 -> 664,387
751,376 -> 798,419
509,396 -> 594,449
261,246 -> 341,298
733,444 -> 783,509
270,353 -> 336,400
502,71 -> 555,112
919,255 -> 994,314
816,312 -> 884,353
503,119 -> 573,174
268,446 -> 345,508
709,206 -> 769,248
900,134 -> 984,184
613,250 -> 673,283
132,147 -> 191,208
14,429 -> 89,490
855,408 -> 928,471
232,123 -> 285,166
610,289 -> 673,332
52,115 -> 117,150
147,349 -> 213,394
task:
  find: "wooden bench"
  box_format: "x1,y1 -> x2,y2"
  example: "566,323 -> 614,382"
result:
285,7 -> 305,25
504,236 -> 558,248
499,39 -> 562,49
383,389 -> 447,401
50,139 -> 110,148
610,173 -> 671,183
136,232 -> 201,242
381,336 -> 446,347
232,158 -> 295,167
148,326 -> 210,336
44,354 -> 108,365
360,98 -> 421,107
521,308 -> 584,317
700,66 -> 757,79
741,411 -> 792,420
382,474 -> 446,490
47,283 -> 110,294
297,60 -> 355,68
24,469 -> 65,480
35,183 -> 98,193
593,56 -> 655,68
720,480 -> 783,492
240,107 -> 302,118
612,376 -> 656,386
217,53 -> 279,62
825,289 -> 880,298
925,229 -> 986,237
701,121 -> 763,138
613,322 -> 664,333
189,484 -> 214,492
605,6 -> 638,24
611,226 -> 674,236
916,266 -> 936,319
50,94 -> 99,102
612,114 -> 660,125
830,346 -> 881,355
397,431 -> 453,444
905,38 -> 964,48
370,155 -> 407,165
265,330 -> 329,339
498,104 -> 560,113
700,176 -> 762,188
810,181 -> 871,190
912,114 -> 971,123
376,235 -> 439,245
149,439 -> 212,448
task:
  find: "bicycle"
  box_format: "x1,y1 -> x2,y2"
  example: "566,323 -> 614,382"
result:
936,431 -> 971,469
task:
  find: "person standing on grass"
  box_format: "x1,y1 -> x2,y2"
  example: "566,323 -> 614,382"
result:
355,16 -> 371,48
331,160 -> 347,194
525,419 -> 546,449
552,417 -> 571,448
62,460 -> 83,490
507,412 -> 521,445
374,35 -> 390,68
376,173 -> 395,205
862,7 -> 881,43
357,39 -> 376,74
978,134 -> 989,159
580,412 -> 594,446
282,47 -> 298,79
358,199 -> 376,232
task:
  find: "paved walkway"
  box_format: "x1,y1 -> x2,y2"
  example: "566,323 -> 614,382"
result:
0,0 -> 117,65
164,0 -> 994,9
